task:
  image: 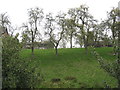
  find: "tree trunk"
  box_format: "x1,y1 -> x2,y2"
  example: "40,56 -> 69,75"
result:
94,32 -> 98,47
31,31 -> 34,56
85,44 -> 88,55
31,44 -> 34,56
86,31 -> 89,55
113,34 -> 117,55
70,33 -> 72,48
83,35 -> 88,55
55,46 -> 58,56
31,42 -> 34,56
80,44 -> 82,48
112,18 -> 117,55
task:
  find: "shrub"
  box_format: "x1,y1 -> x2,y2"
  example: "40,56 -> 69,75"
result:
93,47 -> 120,88
2,36 -> 21,88
2,36 -> 43,88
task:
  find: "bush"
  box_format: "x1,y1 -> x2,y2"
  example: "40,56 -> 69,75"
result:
93,47 -> 120,88
2,36 -> 21,88
2,36 -> 43,88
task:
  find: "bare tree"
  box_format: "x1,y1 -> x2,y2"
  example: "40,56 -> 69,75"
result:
45,12 -> 66,55
106,8 -> 119,55
22,7 -> 44,56
70,5 -> 96,54
64,18 -> 76,48
93,7 -> 120,88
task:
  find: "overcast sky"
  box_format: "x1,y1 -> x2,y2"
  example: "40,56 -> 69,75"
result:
0,0 -> 120,26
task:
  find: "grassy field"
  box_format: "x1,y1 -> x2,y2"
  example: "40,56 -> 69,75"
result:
20,47 -> 117,88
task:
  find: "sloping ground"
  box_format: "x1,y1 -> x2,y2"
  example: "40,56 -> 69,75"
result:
20,47 -> 117,88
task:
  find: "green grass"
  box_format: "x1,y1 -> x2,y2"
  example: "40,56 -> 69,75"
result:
20,47 -> 117,88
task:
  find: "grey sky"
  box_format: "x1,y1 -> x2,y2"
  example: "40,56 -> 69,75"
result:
0,0 -> 120,27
